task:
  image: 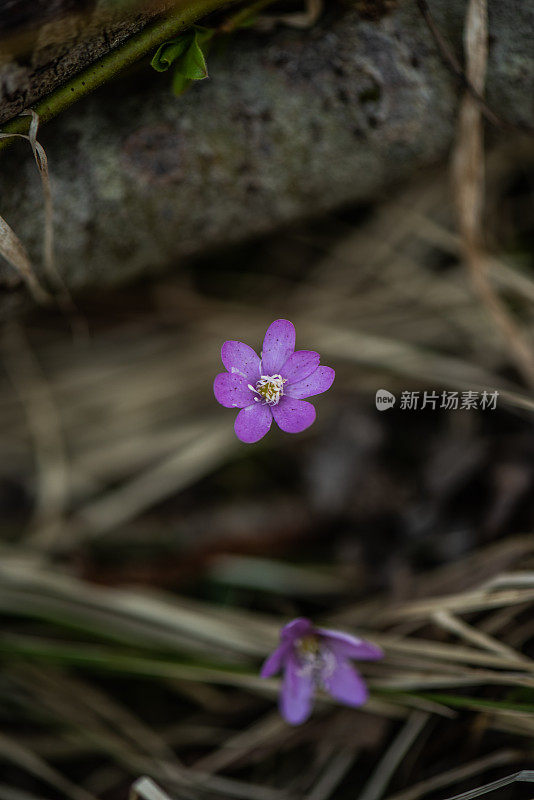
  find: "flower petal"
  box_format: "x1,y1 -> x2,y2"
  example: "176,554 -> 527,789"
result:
271,397 -> 316,434
318,629 -> 384,662
214,373 -> 255,408
260,642 -> 291,678
285,366 -> 335,400
281,351 -> 320,384
221,341 -> 261,383
262,320 -> 296,375
322,658 -> 368,707
234,403 -> 272,443
281,652 -> 314,725
281,617 -> 314,643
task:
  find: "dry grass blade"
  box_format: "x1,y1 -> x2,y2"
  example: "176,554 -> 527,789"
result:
372,586 -> 534,623
414,1 -> 505,129
452,0 -> 534,387
74,420 -> 237,538
9,669 -> 156,779
0,569 -> 278,662
130,778 -> 175,800
385,750 -> 522,800
0,785 -> 51,800
0,112 -> 83,333
304,749 -> 357,800
0,555 -> 279,658
431,610 -> 527,662
162,768 -> 293,800
0,112 -> 52,304
2,323 -> 68,551
0,731 -> 98,800
20,666 -> 181,767
0,215 -> 48,303
329,536 -> 534,628
443,769 -> 534,800
192,712 -> 287,773
358,712 -> 430,800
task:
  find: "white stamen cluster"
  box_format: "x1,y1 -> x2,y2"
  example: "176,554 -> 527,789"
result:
249,374 -> 286,406
296,637 -> 337,684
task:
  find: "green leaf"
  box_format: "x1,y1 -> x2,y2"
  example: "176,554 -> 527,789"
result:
151,26 -> 214,96
151,34 -> 192,72
181,33 -> 209,80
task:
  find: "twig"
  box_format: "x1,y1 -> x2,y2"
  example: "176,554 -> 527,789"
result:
0,0 -> 241,149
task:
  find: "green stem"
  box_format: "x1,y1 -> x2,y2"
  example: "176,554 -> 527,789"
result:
0,0 -> 240,146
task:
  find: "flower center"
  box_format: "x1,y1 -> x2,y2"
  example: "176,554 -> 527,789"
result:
297,636 -> 321,658
295,636 -> 336,684
250,374 -> 286,406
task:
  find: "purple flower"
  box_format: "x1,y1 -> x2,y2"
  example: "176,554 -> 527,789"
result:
260,618 -> 383,725
214,319 -> 335,443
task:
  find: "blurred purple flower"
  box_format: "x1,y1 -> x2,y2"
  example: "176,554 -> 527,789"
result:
260,618 -> 383,725
214,319 -> 335,443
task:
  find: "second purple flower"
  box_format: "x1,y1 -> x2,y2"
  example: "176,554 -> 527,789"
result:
261,618 -> 383,725
214,319 -> 335,443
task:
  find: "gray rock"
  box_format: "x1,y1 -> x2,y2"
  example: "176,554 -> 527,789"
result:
0,0 -> 532,294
